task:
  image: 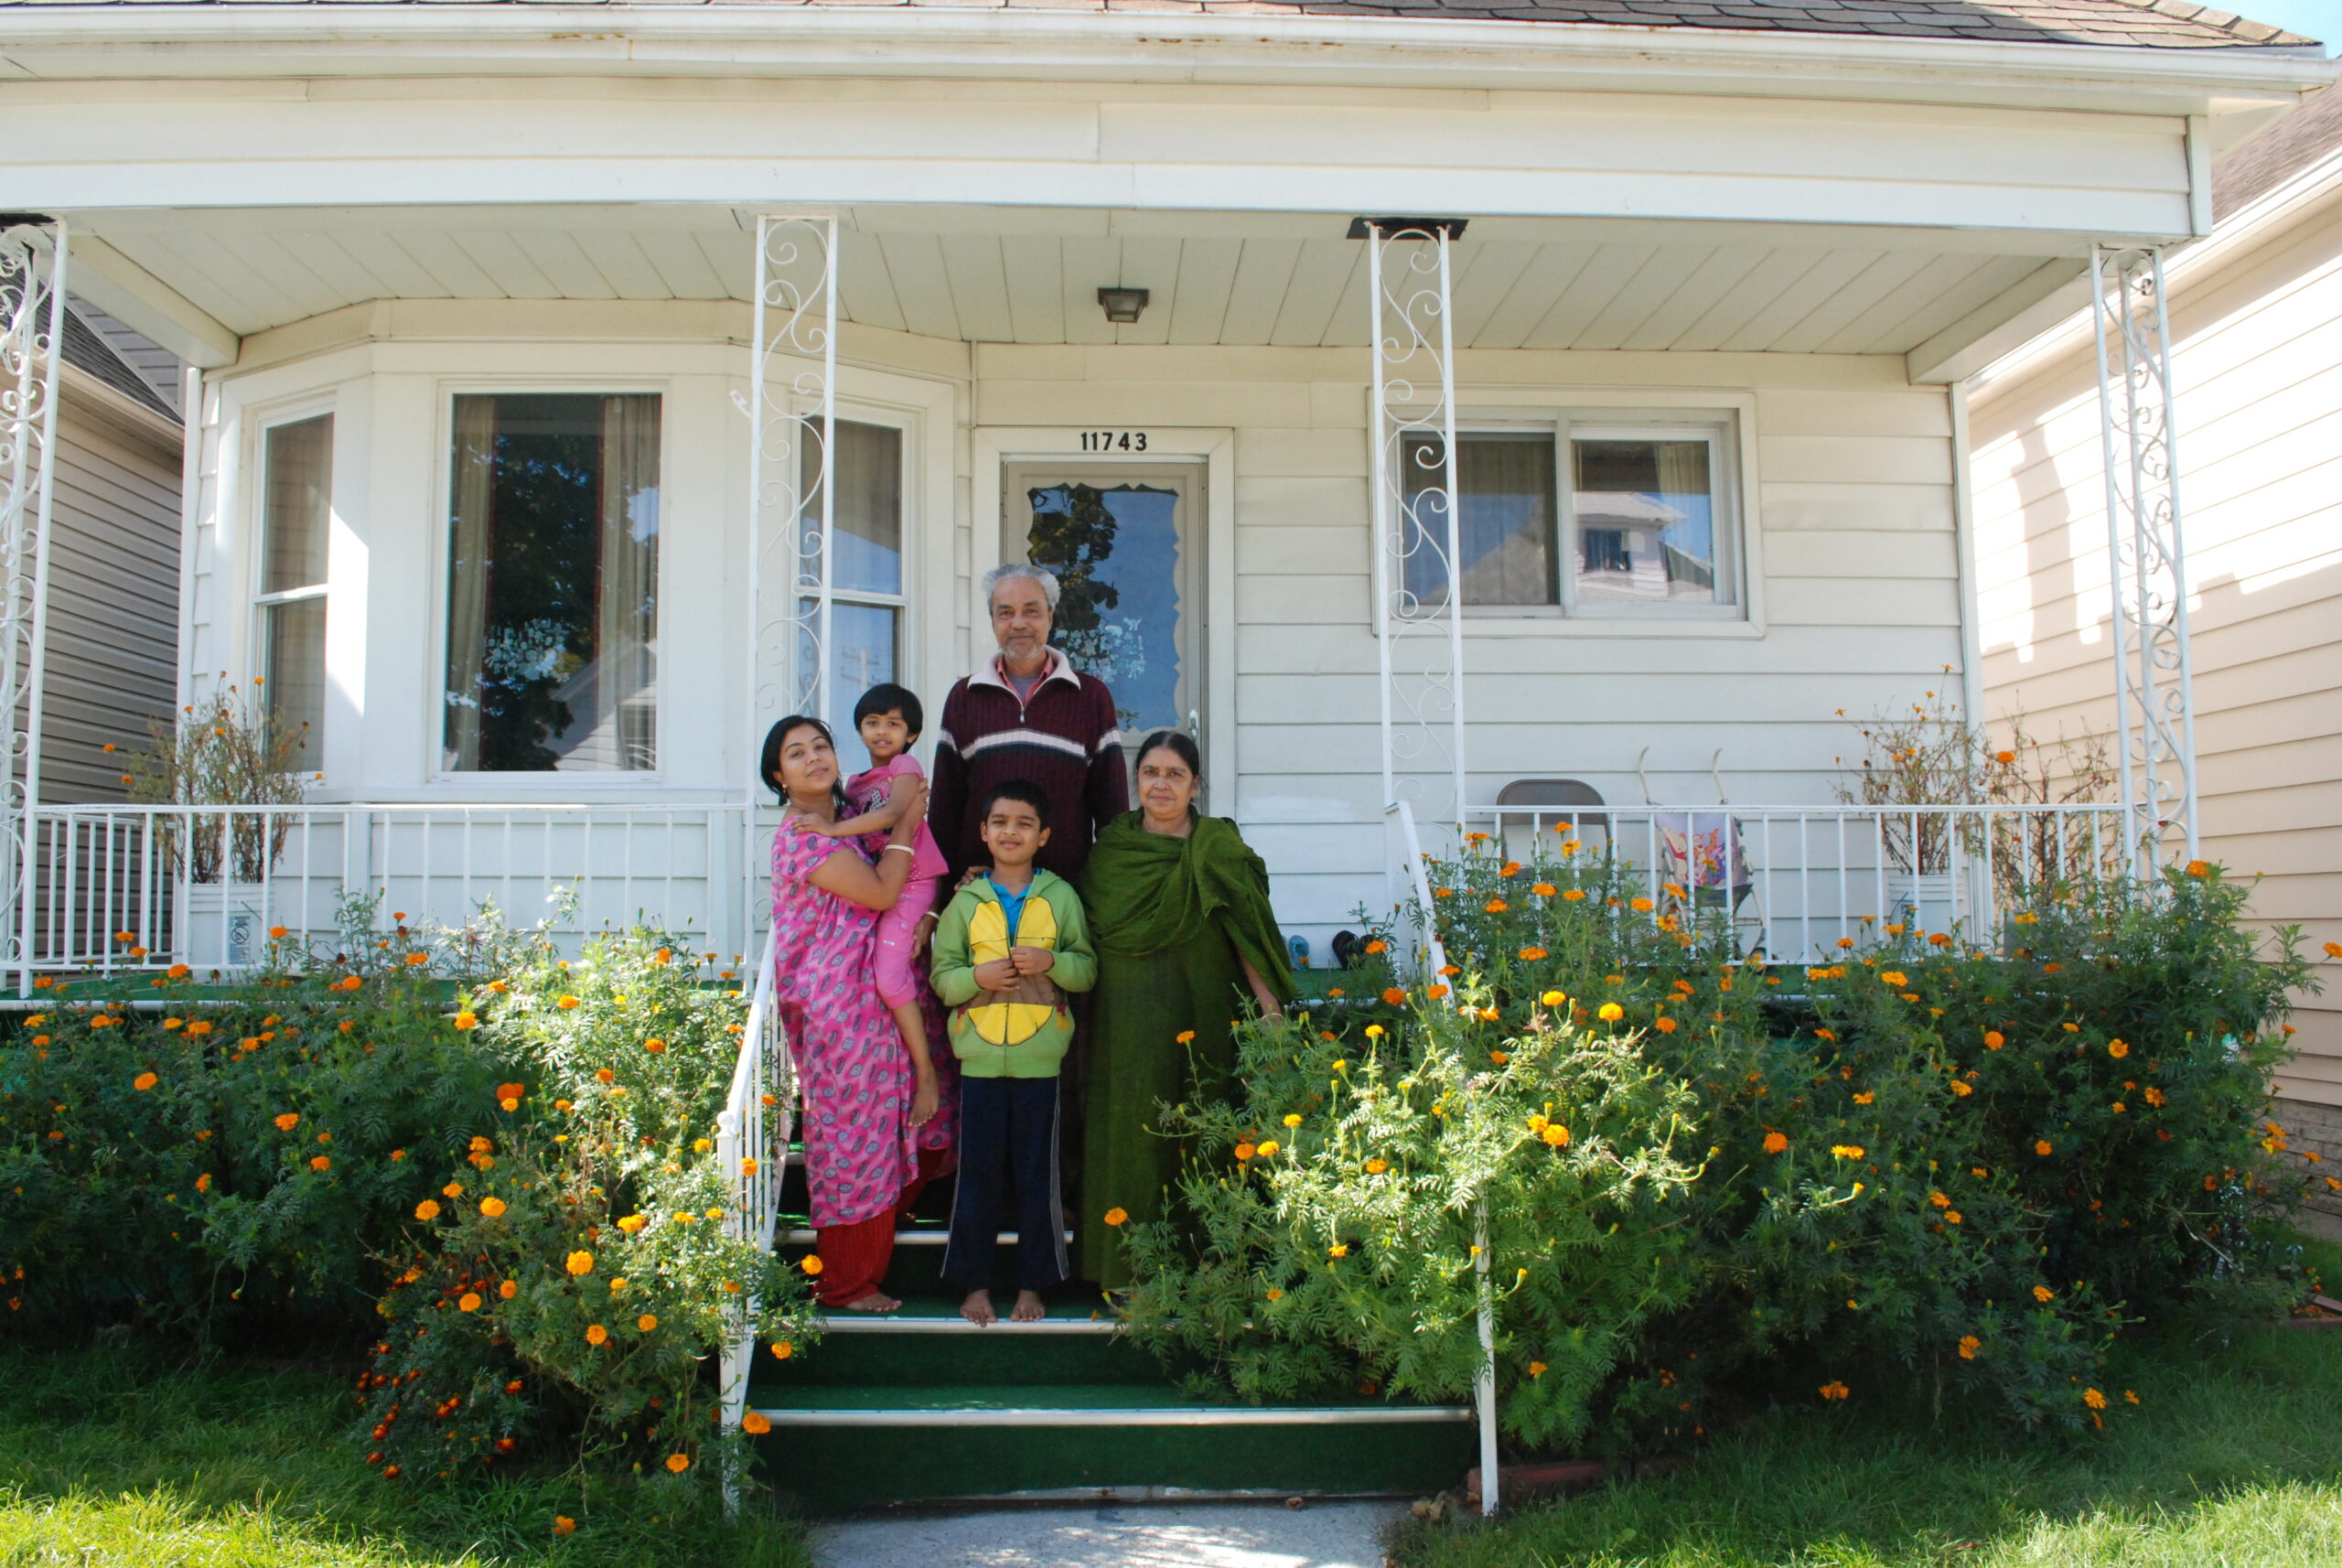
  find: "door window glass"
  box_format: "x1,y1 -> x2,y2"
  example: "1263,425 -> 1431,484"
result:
1023,481 -> 1183,739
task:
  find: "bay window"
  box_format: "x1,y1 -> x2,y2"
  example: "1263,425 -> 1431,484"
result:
443,392 -> 661,773
254,413 -> 331,757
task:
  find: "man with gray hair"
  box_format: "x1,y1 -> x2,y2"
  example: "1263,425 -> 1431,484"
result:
928,563 -> 1129,884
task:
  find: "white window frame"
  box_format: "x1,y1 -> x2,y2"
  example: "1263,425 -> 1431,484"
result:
800,405 -> 918,769
428,380 -> 672,787
248,401 -> 337,767
1437,391 -> 1764,637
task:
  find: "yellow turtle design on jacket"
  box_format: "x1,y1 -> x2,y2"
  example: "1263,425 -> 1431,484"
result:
929,867 -> 1099,1079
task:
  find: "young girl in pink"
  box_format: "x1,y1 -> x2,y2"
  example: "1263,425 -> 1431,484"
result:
798,682 -> 950,1127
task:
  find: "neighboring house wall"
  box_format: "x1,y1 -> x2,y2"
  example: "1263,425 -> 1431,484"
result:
186,302 -> 1968,948
48,320 -> 184,802
1969,144 -> 2342,1158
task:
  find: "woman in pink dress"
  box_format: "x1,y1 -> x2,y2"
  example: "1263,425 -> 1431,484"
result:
762,714 -> 958,1313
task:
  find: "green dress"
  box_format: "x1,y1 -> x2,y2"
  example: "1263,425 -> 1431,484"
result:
1078,811 -> 1295,1288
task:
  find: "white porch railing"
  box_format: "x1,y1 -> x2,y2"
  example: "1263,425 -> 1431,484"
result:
718,920 -> 792,1487
14,801 -> 756,980
1465,800 -> 2127,963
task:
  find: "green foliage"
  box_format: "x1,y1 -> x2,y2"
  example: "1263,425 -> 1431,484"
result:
1122,836 -> 2322,1455
358,930 -> 814,1485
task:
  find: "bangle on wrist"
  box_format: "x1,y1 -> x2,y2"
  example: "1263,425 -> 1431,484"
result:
883,843 -> 917,856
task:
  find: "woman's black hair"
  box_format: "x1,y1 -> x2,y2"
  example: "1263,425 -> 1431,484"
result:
759,714 -> 851,813
1134,730 -> 1203,817
853,682 -> 923,742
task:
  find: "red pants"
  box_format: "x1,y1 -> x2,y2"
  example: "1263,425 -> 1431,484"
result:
814,1144 -> 951,1307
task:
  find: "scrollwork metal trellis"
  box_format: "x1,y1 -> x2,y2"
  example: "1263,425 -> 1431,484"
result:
2090,243 -> 2198,880
1366,222 -> 1467,845
749,215 -> 839,734
0,220 -> 67,991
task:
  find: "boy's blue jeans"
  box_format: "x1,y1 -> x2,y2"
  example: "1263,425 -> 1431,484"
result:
940,1075 -> 1069,1294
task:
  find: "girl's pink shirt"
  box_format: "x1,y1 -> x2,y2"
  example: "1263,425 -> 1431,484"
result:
847,751 -> 950,881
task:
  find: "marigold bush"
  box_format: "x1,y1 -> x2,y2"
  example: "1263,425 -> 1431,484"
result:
1121,835 -> 2319,1452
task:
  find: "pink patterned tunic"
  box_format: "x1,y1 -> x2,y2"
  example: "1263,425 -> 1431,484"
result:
770,827 -> 957,1230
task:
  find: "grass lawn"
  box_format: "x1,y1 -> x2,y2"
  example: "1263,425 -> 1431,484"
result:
1396,1231 -> 2342,1568
0,1341 -> 810,1568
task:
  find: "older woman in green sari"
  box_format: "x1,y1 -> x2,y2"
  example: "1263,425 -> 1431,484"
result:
1079,729 -> 1295,1290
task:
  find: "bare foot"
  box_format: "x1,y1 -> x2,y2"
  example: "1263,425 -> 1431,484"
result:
960,1289 -> 997,1327
840,1291 -> 900,1314
1010,1290 -> 1047,1323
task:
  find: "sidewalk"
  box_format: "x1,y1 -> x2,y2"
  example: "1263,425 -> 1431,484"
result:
811,1498 -> 1406,1568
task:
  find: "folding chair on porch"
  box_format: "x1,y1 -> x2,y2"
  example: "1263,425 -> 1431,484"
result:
1492,778 -> 1609,868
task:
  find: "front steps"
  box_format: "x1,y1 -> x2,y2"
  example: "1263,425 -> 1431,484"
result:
748,1161 -> 1475,1510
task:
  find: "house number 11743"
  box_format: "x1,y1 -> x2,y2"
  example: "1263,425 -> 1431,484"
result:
1080,431 -> 1149,452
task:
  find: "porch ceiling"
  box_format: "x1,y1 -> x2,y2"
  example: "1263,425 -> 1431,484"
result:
71,203 -> 2086,372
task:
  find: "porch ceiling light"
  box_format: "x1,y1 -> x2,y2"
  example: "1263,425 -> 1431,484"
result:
1097,286 -> 1150,324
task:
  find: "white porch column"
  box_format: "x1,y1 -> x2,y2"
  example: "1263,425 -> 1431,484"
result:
1365,220 -> 1468,844
0,218 -> 68,993
2090,243 -> 2199,879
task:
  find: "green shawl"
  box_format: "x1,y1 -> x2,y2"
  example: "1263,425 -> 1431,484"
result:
1077,812 -> 1295,1288
1080,812 -> 1296,1000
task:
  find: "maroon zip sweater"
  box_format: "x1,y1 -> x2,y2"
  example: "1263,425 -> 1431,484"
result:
929,651 -> 1129,884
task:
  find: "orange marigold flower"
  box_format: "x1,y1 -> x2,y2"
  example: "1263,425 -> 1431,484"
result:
638,1314 -> 659,1333
800,1255 -> 823,1276
480,1197 -> 508,1218
1815,1028 -> 1837,1042
1655,1016 -> 1679,1034
1103,1207 -> 1129,1227
458,1293 -> 483,1313
1531,883 -> 1557,897
1176,1029 -> 1198,1044
1365,1157 -> 1389,1174
742,1411 -> 771,1435
500,1280 -> 517,1299
769,1341 -> 794,1359
167,963 -> 190,980
453,1012 -> 478,1031
2083,1388 -> 2107,1410
1984,1030 -> 2004,1049
133,1071 -> 158,1091
1426,984 -> 1450,1000
1529,1360 -> 1549,1377
1853,1092 -> 1875,1105
1819,1381 -> 1850,1402
1831,1144 -> 1865,1159
1950,1079 -> 1973,1097
2034,1284 -> 2054,1303
274,1112 -> 299,1132
645,1037 -> 667,1054
2108,1039 -> 2129,1058
404,952 -> 428,967
595,1068 -> 615,1084
566,1251 -> 594,1275
309,1155 -> 330,1171
1562,888 -> 1587,902
1542,1124 -> 1571,1148
2186,860 -> 2210,876
196,1173 -> 212,1193
1958,1335 -> 1981,1359
414,1199 -> 442,1221
2035,1140 -> 2054,1157
1485,898 -> 1509,914
586,1325 -> 608,1346
557,995 -> 582,1010
1519,946 -> 1548,961
617,1215 -> 647,1234
1631,897 -> 1655,913
553,1517 -> 577,1537
1764,1132 -> 1789,1155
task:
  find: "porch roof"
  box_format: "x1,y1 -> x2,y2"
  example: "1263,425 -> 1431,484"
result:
0,0 -> 2319,52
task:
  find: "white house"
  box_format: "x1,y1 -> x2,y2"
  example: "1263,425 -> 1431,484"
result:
0,0 -> 2329,978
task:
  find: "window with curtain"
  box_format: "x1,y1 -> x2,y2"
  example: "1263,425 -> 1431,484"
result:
442,392 -> 661,773
1398,419 -> 1739,615
255,413 -> 330,759
1401,431 -> 1558,608
1568,429 -> 1728,609
796,417 -> 905,774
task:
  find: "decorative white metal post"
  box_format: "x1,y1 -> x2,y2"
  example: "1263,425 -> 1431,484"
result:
0,219 -> 68,995
744,215 -> 838,948
1366,221 -> 1469,855
2090,243 -> 2198,880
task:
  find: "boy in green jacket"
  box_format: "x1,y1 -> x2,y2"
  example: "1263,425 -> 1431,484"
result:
929,780 -> 1098,1325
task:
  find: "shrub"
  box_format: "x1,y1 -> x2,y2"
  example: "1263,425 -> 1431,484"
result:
1122,837 -> 2318,1451
355,929 -> 813,1485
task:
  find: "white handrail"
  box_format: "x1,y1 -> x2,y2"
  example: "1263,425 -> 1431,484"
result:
717,920 -> 790,1512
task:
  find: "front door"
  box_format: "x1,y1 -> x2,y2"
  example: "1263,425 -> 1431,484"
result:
1000,461 -> 1205,757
